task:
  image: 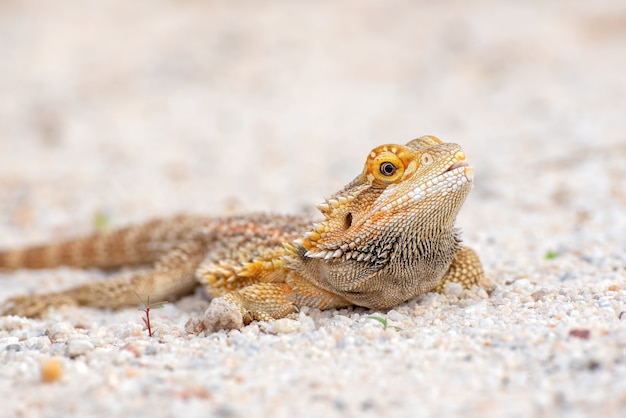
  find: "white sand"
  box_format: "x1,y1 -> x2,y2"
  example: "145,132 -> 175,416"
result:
1,0 -> 625,417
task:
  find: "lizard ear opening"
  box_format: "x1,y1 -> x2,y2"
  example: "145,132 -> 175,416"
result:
344,213 -> 353,229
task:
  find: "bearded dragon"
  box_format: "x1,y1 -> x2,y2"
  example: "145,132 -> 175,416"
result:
0,136 -> 486,331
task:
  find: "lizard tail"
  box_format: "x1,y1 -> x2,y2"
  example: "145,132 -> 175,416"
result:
0,215 -> 209,270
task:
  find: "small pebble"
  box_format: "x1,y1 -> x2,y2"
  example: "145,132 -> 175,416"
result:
568,329 -> 591,340
512,279 -> 531,291
121,344 -> 141,358
531,290 -> 548,302
47,323 -> 74,343
387,310 -> 407,322
272,318 -> 300,334
145,345 -> 159,355
443,282 -> 464,297
202,298 -> 244,333
67,340 -> 94,357
479,318 -> 495,329
41,358 -> 62,383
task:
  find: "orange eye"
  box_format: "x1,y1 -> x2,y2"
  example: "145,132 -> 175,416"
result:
370,151 -> 404,184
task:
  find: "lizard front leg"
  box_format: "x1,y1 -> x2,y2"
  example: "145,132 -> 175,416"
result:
3,239 -> 206,317
435,245 -> 488,292
202,273 -> 352,332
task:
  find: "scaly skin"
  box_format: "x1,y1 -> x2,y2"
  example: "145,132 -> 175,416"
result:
0,136 -> 486,330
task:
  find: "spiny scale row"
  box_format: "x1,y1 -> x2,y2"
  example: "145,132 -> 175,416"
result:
315,193 -> 357,215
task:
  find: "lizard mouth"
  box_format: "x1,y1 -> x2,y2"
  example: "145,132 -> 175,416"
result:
444,159 -> 474,183
445,160 -> 469,172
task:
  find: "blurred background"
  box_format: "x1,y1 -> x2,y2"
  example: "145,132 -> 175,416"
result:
0,0 -> 624,245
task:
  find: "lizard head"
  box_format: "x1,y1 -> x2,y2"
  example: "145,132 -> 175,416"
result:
299,135 -> 474,259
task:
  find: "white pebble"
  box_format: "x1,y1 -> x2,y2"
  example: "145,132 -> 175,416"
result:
443,282 -> 464,297
387,310 -> 407,322
297,313 -> 316,332
512,279 -> 531,290
48,323 -> 73,343
479,318 -> 495,329
272,318 -> 300,334
66,339 -> 94,357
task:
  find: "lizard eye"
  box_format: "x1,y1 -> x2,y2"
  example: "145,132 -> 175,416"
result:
379,162 -> 397,177
369,150 -> 405,184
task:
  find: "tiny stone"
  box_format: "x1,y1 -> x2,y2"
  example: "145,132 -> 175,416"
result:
443,282 -> 464,297
49,343 -> 67,357
47,323 -> 73,343
531,290 -> 548,301
36,336 -> 51,351
386,310 -> 407,322
41,358 -> 62,383
568,329 -> 591,340
67,339 -> 94,357
185,317 -> 206,334
297,312 -> 316,331
2,337 -> 19,346
336,336 -> 354,349
120,344 -> 141,358
512,279 -> 530,290
479,318 -> 495,329
272,318 -> 300,334
145,345 -> 158,355
202,298 -> 244,333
